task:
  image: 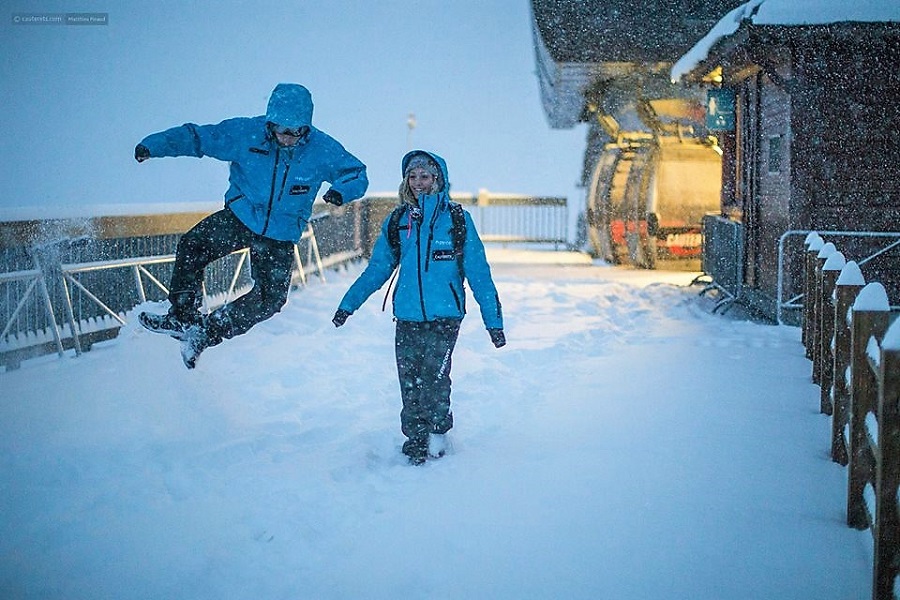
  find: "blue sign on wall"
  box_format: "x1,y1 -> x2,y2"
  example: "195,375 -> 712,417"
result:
706,89 -> 735,131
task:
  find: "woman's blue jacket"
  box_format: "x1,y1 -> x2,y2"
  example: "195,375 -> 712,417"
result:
139,84 -> 368,243
338,150 -> 503,330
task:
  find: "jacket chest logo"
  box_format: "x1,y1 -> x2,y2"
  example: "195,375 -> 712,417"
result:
290,184 -> 310,195
432,249 -> 456,261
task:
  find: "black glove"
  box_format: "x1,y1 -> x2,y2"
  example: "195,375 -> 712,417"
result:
488,328 -> 506,348
332,308 -> 351,327
323,189 -> 343,206
134,144 -> 150,162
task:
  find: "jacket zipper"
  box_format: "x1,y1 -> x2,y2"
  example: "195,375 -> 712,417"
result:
449,283 -> 462,312
261,145 -> 281,236
423,202 -> 444,272
277,164 -> 291,202
415,216 -> 427,320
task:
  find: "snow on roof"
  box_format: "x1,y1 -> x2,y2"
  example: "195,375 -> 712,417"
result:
671,0 -> 900,81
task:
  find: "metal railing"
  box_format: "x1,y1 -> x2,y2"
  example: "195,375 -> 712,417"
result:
778,230 -> 900,325
697,219 -> 900,324
54,223 -> 324,356
698,214 -> 743,313
456,190 -> 568,248
1,193 -> 568,370
0,209 -> 355,370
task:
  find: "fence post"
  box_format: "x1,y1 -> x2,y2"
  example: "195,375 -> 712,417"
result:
477,188 -> 489,235
847,282 -> 890,530
874,320 -> 900,600
812,242 -> 836,384
820,251 -> 845,415
832,261 -> 865,465
804,232 -> 824,354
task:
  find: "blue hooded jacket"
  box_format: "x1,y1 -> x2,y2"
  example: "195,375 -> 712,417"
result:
139,83 -> 368,243
338,150 -> 503,330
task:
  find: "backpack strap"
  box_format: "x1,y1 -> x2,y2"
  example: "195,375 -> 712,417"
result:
382,205 -> 406,312
448,202 -> 466,278
387,204 -> 406,265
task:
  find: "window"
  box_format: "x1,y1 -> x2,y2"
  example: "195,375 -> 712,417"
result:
768,136 -> 783,174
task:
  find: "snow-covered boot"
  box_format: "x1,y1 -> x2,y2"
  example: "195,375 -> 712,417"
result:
138,311 -> 193,340
180,308 -> 230,369
138,291 -> 201,340
428,433 -> 450,459
180,325 -> 211,369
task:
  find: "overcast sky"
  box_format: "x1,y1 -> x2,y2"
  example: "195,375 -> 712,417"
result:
0,1 -> 586,216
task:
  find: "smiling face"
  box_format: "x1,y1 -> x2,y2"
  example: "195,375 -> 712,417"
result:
407,167 -> 436,199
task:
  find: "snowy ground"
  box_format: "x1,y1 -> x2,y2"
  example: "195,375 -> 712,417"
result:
0,248 -> 871,599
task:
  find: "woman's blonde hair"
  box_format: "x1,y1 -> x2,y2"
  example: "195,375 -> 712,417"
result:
399,178 -> 418,206
399,157 -> 442,205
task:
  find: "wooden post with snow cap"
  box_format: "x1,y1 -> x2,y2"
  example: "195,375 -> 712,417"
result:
831,261 -> 865,465
846,282 -> 890,531
819,251 -> 845,415
804,232 -> 824,355
812,242 -> 836,384
873,318 -> 900,600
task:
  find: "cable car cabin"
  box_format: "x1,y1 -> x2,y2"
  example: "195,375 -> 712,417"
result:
531,0 -> 744,269
586,135 -> 721,268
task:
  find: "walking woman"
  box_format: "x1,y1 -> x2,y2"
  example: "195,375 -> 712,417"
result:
332,150 -> 505,465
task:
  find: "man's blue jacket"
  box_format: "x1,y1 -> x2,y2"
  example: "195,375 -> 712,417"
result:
338,150 -> 503,330
139,83 -> 368,243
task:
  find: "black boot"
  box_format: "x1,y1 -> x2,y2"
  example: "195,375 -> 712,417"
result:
179,308 -> 230,369
138,311 -> 193,339
138,291 -> 201,340
402,436 -> 428,466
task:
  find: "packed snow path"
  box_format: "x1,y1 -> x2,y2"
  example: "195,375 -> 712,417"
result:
1,248 -> 871,599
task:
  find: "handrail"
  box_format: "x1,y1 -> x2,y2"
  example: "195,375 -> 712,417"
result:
0,220 -> 334,368
1,194 -> 567,369
777,230 -> 900,325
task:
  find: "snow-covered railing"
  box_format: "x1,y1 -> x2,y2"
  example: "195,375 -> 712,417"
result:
802,231 -> 900,600
0,205 -> 365,371
0,193 -> 569,370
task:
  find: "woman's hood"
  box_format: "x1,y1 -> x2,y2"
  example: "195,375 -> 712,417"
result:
401,150 -> 449,194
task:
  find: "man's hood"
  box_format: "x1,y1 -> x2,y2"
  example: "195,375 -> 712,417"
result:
265,83 -> 313,129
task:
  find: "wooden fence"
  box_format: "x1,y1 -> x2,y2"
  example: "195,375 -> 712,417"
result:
804,232 -> 900,600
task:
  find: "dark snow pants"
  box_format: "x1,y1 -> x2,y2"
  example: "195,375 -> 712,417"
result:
394,318 -> 461,442
168,208 -> 295,344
